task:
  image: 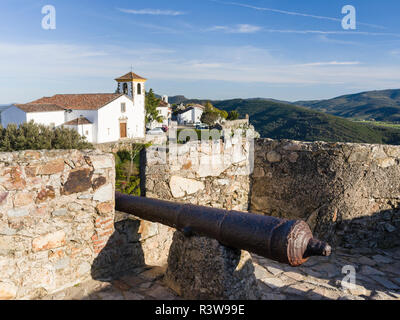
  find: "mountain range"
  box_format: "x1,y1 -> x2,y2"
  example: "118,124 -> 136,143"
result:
166,89 -> 400,145
295,89 -> 400,122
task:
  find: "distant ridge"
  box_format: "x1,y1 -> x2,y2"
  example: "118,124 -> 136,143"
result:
295,89 -> 400,122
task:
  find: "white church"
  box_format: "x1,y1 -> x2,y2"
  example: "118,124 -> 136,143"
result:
1,72 -> 147,144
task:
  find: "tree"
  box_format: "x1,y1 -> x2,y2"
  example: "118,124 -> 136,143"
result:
201,112 -> 220,126
227,111 -> 239,120
145,89 -> 163,125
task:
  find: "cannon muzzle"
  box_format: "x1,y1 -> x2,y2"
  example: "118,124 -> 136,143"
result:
115,192 -> 331,267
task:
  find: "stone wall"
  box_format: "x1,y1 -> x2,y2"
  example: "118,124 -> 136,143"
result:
141,139 -> 252,269
251,139 -> 400,249
0,150 -> 117,299
144,139 -> 252,210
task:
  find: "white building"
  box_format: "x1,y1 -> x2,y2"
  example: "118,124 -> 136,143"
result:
1,72 -> 147,144
177,104 -> 204,125
148,96 -> 172,129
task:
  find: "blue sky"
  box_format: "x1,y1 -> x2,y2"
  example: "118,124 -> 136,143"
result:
1,0 -> 400,103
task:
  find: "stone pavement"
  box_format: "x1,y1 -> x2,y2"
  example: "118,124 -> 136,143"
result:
40,247 -> 400,300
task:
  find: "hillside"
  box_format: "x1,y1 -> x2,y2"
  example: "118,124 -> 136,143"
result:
211,99 -> 400,145
296,89 -> 400,122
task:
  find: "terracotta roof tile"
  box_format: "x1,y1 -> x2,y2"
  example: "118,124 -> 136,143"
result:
29,93 -> 124,111
115,72 -> 147,82
14,104 -> 64,113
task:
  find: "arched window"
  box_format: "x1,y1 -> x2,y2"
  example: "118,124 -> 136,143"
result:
123,83 -> 128,94
137,83 -> 142,95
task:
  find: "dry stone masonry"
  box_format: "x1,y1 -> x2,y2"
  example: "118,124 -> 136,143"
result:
144,139 -> 252,211
251,139 -> 400,249
0,150 -> 116,299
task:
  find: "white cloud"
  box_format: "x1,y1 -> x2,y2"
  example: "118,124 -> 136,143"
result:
1,41 -> 400,102
212,0 -> 386,30
262,29 -> 400,37
208,24 -> 262,33
296,61 -> 361,67
117,8 -> 185,16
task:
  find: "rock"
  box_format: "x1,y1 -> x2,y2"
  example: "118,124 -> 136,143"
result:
147,285 -> 176,300
253,264 -> 273,280
252,167 -> 265,178
0,282 -> 17,300
7,207 -> 30,218
3,167 -> 26,190
169,176 -> 205,198
283,271 -> 305,282
93,184 -> 113,202
360,266 -> 385,276
78,262 -> 91,276
370,276 -> 400,290
97,290 -> 124,300
308,287 -> 341,300
372,254 -> 393,264
38,159 -> 65,175
371,291 -> 397,300
266,151 -> 281,163
261,277 -> 286,289
90,155 -> 114,170
358,256 -> 377,266
0,192 -> 8,205
14,192 -> 34,207
384,223 -> 396,233
32,230 -> 66,252
312,263 -> 340,278
36,186 -> 56,203
54,257 -> 70,270
123,291 -> 145,300
165,231 -> 261,300
92,177 -> 107,191
284,283 -> 312,295
347,284 -> 371,296
52,208 -> 68,217
96,202 -> 114,215
262,292 -> 287,300
112,280 -> 131,291
62,169 -> 93,195
287,152 -> 299,163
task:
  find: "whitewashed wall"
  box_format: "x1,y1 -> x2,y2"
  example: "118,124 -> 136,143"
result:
64,123 -> 94,143
97,95 -> 145,143
178,108 -> 203,124
27,111 -> 65,127
64,110 -> 98,143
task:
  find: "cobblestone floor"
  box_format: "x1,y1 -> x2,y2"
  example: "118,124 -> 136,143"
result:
41,247 -> 400,300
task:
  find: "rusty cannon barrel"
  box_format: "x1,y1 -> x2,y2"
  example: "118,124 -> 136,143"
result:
115,192 -> 331,267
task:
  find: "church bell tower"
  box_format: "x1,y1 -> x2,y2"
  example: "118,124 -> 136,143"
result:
115,71 -> 147,99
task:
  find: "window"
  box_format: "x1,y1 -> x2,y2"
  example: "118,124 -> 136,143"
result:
123,83 -> 128,94
107,128 -> 110,135
121,103 -> 126,113
85,131 -> 89,136
137,83 -> 142,95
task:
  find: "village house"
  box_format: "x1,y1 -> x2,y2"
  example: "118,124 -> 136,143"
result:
1,72 -> 147,144
177,104 -> 204,125
148,95 -> 172,130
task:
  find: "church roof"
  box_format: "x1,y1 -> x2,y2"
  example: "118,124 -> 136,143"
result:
26,93 -> 125,111
63,117 -> 92,126
14,103 -> 64,113
115,71 -> 147,82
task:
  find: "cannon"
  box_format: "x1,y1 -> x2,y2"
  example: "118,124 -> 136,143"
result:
115,192 -> 331,267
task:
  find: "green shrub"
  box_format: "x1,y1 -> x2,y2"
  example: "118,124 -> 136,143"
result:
0,121 -> 93,151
